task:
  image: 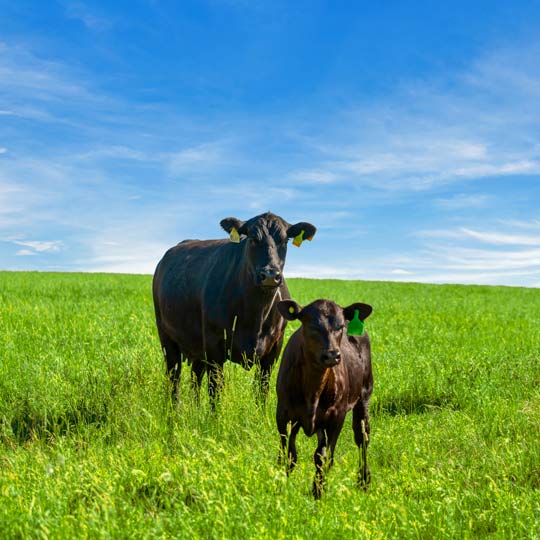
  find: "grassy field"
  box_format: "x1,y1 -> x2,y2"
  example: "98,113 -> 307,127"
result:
1,271 -> 540,539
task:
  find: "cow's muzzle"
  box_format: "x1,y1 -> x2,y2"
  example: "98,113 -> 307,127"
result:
257,268 -> 282,287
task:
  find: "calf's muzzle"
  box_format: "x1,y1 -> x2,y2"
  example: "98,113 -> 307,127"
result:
321,350 -> 341,367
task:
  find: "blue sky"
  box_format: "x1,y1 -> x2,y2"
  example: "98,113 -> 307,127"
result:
1,1 -> 539,286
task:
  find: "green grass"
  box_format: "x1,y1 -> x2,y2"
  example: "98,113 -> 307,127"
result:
1,270 -> 540,539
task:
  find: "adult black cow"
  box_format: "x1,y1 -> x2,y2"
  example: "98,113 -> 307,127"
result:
152,212 -> 316,404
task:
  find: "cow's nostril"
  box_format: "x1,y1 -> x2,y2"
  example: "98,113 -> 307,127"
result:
258,268 -> 281,286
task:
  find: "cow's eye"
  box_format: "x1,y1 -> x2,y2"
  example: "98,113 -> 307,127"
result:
251,236 -> 261,245
335,324 -> 345,332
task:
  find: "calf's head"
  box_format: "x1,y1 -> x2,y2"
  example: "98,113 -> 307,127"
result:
278,299 -> 372,367
220,212 -> 316,288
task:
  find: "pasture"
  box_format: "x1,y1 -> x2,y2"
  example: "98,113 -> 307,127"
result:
1,271 -> 540,539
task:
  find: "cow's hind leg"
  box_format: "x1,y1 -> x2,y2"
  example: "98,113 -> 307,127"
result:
158,331 -> 182,403
353,400 -> 371,489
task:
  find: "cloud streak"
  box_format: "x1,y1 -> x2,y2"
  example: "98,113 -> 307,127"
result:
13,240 -> 64,253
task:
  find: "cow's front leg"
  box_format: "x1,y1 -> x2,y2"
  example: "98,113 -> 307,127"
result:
256,340 -> 282,402
190,360 -> 205,401
207,360 -> 224,409
255,361 -> 272,404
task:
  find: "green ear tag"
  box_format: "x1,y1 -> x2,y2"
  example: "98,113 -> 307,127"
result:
230,227 -> 240,243
292,229 -> 305,247
347,309 -> 365,336
288,306 -> 295,314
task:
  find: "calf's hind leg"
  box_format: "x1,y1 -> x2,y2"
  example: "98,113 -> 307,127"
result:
353,400 -> 371,488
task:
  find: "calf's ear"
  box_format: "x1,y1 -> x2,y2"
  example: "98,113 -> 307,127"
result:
277,300 -> 303,321
287,222 -> 317,247
220,217 -> 247,242
343,302 -> 373,321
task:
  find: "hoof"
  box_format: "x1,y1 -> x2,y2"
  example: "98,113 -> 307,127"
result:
312,481 -> 323,500
357,469 -> 371,491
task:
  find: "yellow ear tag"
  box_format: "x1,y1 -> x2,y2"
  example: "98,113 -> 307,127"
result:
230,227 -> 240,243
292,229 -> 305,247
288,306 -> 295,314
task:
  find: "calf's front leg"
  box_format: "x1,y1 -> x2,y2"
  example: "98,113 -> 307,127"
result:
312,429 -> 328,499
312,421 -> 343,499
276,408 -> 299,473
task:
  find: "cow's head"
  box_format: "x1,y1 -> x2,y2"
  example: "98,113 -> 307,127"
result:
220,212 -> 316,288
277,299 -> 372,367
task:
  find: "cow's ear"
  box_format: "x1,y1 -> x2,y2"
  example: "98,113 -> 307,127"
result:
287,222 -> 317,247
220,217 -> 247,242
220,217 -> 245,233
343,303 -> 373,321
277,300 -> 302,321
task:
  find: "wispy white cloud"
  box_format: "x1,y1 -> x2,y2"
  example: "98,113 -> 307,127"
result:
13,240 -> 64,253
498,219 -> 540,229
434,193 -> 491,209
76,146 -> 151,162
63,2 -> 112,31
286,264 -> 369,280
459,228 -> 540,246
453,160 -> 537,178
77,231 -> 173,274
167,143 -> 228,176
0,42 -> 91,102
16,249 -> 36,256
390,268 -> 413,275
386,220 -> 540,287
389,269 -> 540,287
418,227 -> 540,246
287,169 -> 339,185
